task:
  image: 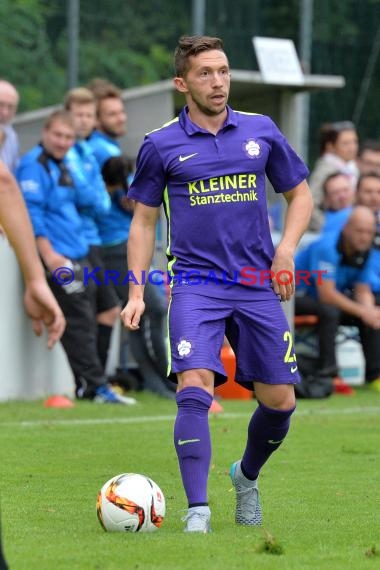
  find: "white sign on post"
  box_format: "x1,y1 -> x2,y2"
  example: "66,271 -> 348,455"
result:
252,36 -> 305,86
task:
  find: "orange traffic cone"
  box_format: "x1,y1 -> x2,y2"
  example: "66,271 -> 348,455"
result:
44,395 -> 74,408
209,398 -> 224,414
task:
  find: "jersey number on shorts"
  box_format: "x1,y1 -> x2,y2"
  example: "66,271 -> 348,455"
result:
283,331 -> 296,363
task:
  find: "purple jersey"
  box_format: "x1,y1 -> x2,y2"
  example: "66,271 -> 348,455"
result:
129,106 -> 309,299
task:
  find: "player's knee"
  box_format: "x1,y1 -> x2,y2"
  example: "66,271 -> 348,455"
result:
177,368 -> 214,393
272,393 -> 296,411
254,383 -> 296,410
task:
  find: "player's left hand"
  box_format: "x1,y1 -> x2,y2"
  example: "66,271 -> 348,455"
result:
270,248 -> 295,302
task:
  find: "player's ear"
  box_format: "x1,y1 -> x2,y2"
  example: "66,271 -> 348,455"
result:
173,76 -> 188,94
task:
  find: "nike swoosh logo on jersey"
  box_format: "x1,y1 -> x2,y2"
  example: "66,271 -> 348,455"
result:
290,365 -> 298,373
179,153 -> 198,162
177,438 -> 200,446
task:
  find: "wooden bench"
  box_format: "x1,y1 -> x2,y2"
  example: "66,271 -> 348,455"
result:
294,314 -> 319,327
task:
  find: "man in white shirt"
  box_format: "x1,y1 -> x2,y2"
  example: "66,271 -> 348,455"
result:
0,79 -> 20,172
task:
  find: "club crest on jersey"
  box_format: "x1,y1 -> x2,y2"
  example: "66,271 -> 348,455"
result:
243,139 -> 261,159
177,339 -> 192,358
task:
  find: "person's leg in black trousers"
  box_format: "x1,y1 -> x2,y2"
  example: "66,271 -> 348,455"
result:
356,292 -> 380,382
47,263 -> 107,399
295,294 -> 341,376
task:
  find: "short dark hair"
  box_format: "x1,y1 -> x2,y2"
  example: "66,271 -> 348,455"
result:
322,171 -> 350,197
86,78 -> 121,100
174,35 -> 225,77
357,171 -> 380,190
358,139 -> 380,157
44,110 -> 74,130
86,79 -> 123,118
318,121 -> 356,155
101,155 -> 132,190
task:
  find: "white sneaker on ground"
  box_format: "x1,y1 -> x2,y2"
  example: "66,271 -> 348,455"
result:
182,506 -> 211,533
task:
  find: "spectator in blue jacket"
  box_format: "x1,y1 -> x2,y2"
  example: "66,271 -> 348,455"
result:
64,87 -> 120,371
87,81 -> 126,168
355,174 -> 380,392
16,110 -> 136,405
295,205 -> 380,388
355,172 -> 380,247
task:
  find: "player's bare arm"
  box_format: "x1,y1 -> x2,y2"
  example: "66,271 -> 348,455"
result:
121,202 -> 160,330
0,162 -> 66,347
272,180 -> 313,301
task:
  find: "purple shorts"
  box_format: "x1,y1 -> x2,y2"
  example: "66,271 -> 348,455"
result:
167,291 -> 300,389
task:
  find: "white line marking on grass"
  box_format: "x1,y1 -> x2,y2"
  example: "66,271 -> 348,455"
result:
1,406 -> 380,428
6,414 -> 177,428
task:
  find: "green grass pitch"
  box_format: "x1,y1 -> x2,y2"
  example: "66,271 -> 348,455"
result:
0,389 -> 379,570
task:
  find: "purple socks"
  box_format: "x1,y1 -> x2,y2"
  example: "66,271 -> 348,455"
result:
241,401 -> 295,481
174,391 -> 294,505
174,387 -> 213,507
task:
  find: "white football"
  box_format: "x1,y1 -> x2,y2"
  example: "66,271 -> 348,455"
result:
97,473 -> 165,532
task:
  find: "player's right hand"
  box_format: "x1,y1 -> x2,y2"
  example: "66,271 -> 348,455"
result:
120,298 -> 146,330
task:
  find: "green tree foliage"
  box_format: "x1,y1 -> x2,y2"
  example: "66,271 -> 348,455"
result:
2,0 -> 380,158
207,0 -> 380,161
45,0 -> 191,90
0,0 -> 65,111
207,0 -> 301,75
309,0 -> 380,161
0,0 -> 191,110
77,0 -> 191,86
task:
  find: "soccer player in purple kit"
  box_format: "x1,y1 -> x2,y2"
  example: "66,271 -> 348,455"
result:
121,35 -> 313,532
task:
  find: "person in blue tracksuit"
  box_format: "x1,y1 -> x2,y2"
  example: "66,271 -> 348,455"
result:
86,81 -> 126,169
354,173 -> 380,391
296,205 -> 380,386
16,110 -> 135,404
64,87 -> 121,371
